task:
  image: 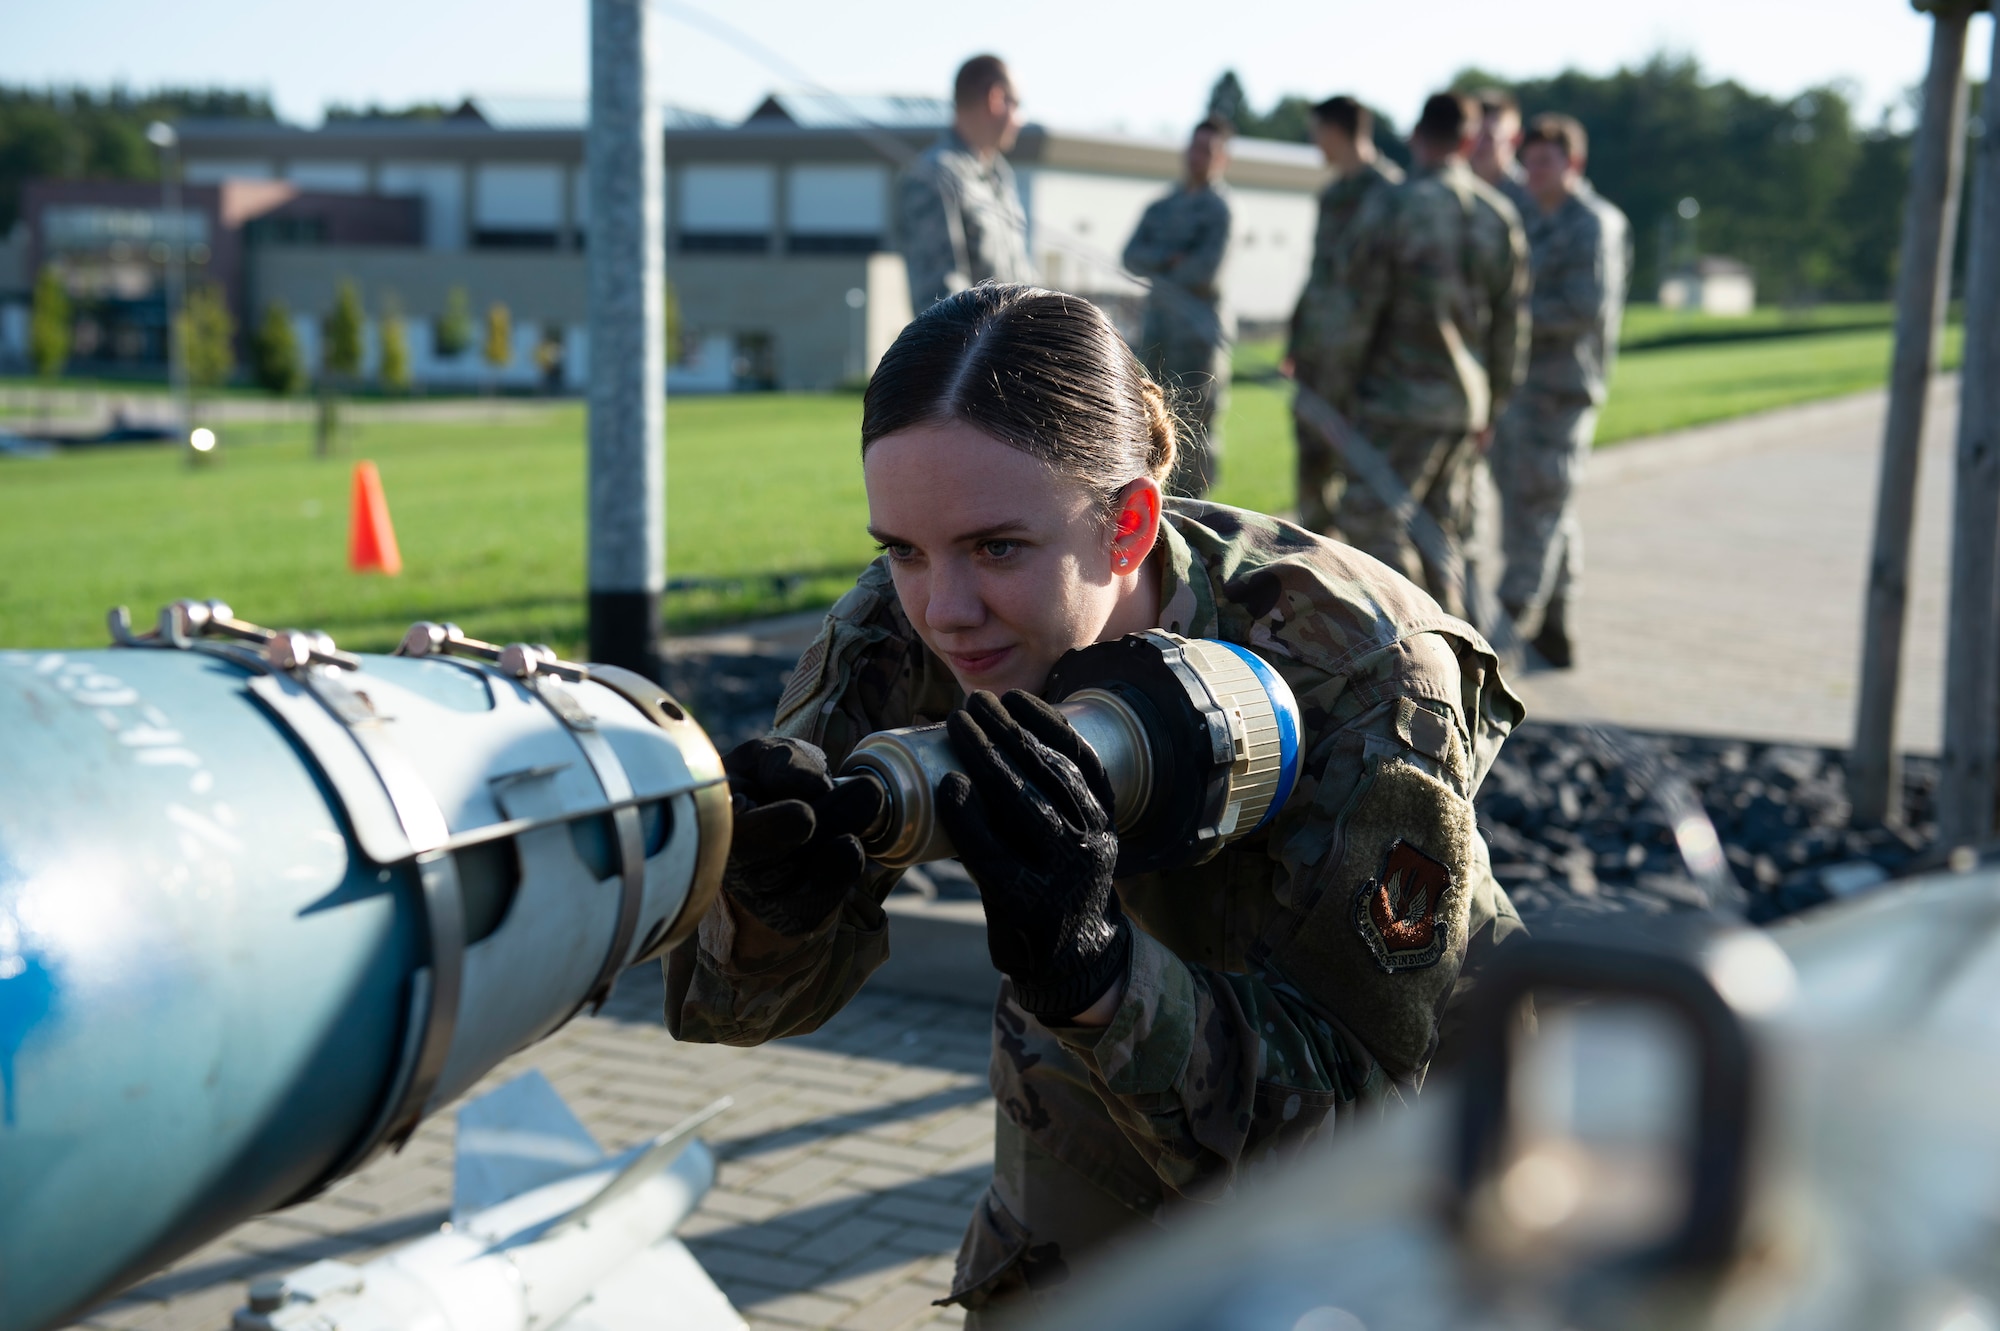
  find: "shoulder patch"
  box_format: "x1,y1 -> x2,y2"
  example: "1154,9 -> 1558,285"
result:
1354,839 -> 1450,973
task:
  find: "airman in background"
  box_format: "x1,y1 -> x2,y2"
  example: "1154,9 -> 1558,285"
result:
1313,92 -> 1529,618
1288,95 -> 1404,535
898,54 -> 1037,311
1123,118 -> 1237,497
1491,113 -> 1631,667
1470,87 -> 1529,215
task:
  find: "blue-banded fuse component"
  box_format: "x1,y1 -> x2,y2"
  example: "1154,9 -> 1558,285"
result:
840,630 -> 1305,876
0,602 -> 730,1331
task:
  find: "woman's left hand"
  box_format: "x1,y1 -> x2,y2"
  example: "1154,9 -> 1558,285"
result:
937,690 -> 1129,1023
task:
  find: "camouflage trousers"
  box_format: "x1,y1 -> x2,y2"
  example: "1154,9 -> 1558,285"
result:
1331,418 -> 1480,620
1292,371 -> 1348,537
1492,390 -> 1598,625
954,1114 -> 1158,1327
1140,332 -> 1229,499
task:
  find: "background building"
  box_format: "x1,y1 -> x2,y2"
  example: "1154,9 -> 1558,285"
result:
1,95 -> 1327,391
1658,255 -> 1757,317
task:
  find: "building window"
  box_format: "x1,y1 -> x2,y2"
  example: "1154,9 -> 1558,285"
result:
472,229 -> 559,250
473,163 -> 564,251
680,232 -> 770,253
285,161 -> 368,192
245,216 -> 328,246
786,164 -> 886,257
786,234 -> 879,254
381,161 -> 466,251
679,165 -> 774,254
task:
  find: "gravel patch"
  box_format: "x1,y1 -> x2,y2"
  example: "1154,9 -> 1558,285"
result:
1481,722 -> 1936,927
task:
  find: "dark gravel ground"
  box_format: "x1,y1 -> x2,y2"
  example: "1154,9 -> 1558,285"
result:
661,650 -> 1941,928
1478,722 -> 1936,927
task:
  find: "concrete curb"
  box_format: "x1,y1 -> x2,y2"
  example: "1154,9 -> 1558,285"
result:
871,896 -> 999,1009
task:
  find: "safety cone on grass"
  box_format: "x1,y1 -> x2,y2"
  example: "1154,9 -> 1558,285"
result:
348,461 -> 403,576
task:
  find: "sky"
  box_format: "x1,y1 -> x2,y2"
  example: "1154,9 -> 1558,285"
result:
4,0 -> 1990,138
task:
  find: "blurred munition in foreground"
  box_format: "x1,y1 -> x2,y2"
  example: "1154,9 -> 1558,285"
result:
231,1071 -> 744,1331
0,602 -> 731,1331
1035,872 -> 2000,1331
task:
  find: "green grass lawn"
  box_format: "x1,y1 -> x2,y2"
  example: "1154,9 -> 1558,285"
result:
1615,301 -> 1899,350
0,399 -> 876,656
0,315 -> 1960,653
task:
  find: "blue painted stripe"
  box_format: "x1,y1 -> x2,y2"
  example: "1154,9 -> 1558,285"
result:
1212,642 -> 1303,831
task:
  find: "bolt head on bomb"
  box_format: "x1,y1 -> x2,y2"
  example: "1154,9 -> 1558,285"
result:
400,622 -> 448,657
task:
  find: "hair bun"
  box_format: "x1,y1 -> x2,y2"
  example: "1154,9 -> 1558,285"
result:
1137,374 -> 1180,485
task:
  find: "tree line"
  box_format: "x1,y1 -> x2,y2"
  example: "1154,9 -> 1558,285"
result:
0,85 -> 275,234
1210,55 -> 1977,304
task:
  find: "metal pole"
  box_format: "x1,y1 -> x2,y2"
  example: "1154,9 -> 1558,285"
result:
586,0 -> 666,678
1940,10 -> 2000,846
148,121 -> 190,445
1851,1 -> 1975,826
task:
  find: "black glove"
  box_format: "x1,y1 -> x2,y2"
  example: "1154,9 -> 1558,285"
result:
936,690 -> 1130,1021
721,736 -> 886,936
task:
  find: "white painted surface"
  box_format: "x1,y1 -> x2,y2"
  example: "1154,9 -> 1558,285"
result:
380,161 -> 467,250
1024,170 -> 1313,322
474,163 -> 565,229
667,333 -> 735,393
1022,168 -> 1156,296
678,164 -> 775,232
1225,185 -> 1316,323
787,163 -> 888,235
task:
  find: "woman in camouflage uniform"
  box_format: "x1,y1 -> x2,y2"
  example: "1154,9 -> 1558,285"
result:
667,284 -> 1525,1320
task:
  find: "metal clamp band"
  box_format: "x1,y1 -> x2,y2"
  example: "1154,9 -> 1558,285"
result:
530,677 -> 649,1014
110,601 -> 469,1185
392,623 -> 651,1013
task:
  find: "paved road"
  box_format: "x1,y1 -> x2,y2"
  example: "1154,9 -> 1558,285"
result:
1508,379 -> 1957,756
65,969 -> 991,1331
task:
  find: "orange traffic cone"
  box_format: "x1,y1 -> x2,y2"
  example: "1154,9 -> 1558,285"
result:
348,461 -> 403,576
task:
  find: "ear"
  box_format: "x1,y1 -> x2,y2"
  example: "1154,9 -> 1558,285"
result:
1108,478 -> 1163,576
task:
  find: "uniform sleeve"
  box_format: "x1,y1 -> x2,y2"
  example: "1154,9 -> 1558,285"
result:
1317,190 -> 1395,415
1048,632 -> 1518,1198
897,161 -> 965,311
1529,213 -> 1606,341
1286,192 -> 1330,360
668,573 -> 913,1046
1122,198 -> 1173,277
1485,209 -> 1531,422
1168,195 -> 1231,291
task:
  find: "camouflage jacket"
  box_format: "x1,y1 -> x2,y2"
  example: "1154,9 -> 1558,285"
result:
1287,159 -> 1404,371
1320,160 -> 1529,433
896,129 -> 1036,311
669,502 -> 1527,1214
1123,183 -> 1235,354
1520,181 -> 1631,404
1491,161 -> 1532,220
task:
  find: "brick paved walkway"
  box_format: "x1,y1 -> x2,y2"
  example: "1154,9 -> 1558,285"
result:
65,967 -> 994,1331
1506,380 -> 1957,755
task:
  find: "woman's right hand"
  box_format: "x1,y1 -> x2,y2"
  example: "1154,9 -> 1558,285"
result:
720,737 -> 886,936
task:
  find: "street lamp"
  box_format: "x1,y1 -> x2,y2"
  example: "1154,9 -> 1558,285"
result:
146,120 -> 192,452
